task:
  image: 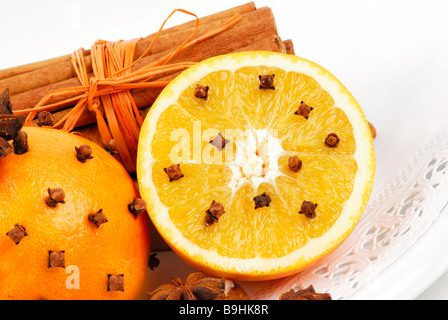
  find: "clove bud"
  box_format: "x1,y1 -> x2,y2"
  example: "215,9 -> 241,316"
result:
75,144 -> 93,162
194,84 -> 209,99
108,274 -> 124,291
209,132 -> 229,151
204,200 -> 225,225
46,188 -> 66,207
259,74 -> 275,90
13,130 -> 28,155
325,133 -> 340,148
128,198 -> 146,218
48,250 -> 65,268
288,155 -> 302,172
37,111 -> 54,127
294,101 -> 313,119
164,164 -> 184,182
88,209 -> 108,228
6,225 -> 27,245
253,192 -> 271,209
299,201 -> 317,218
104,139 -> 120,155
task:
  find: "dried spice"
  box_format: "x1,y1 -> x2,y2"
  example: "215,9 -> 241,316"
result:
148,272 -> 225,300
0,115 -> 25,142
325,133 -> 340,148
104,139 -> 120,155
280,285 -> 332,300
46,188 -> 66,207
6,225 -> 27,245
204,200 -> 225,225
164,163 -> 184,181
299,201 -> 317,218
0,89 -> 26,141
0,88 -> 12,115
194,84 -> 209,99
88,209 -> 108,228
288,155 -> 302,172
48,250 -> 65,268
108,274 -> 125,291
294,101 -> 313,119
0,137 -> 13,158
258,74 -> 275,89
209,132 -> 229,151
253,192 -> 271,209
128,197 -> 147,218
37,111 -> 54,127
75,144 -> 93,162
13,130 -> 29,155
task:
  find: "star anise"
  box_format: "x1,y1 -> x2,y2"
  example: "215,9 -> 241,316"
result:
0,88 -> 12,115
279,285 -> 332,300
0,137 -> 13,158
0,88 -> 25,141
148,272 -> 225,300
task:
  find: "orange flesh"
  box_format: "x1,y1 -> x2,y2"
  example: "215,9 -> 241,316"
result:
150,66 -> 357,259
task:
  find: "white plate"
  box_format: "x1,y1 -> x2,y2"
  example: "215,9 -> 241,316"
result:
351,197 -> 448,300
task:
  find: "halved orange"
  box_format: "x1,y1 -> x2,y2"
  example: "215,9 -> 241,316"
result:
137,51 -> 375,281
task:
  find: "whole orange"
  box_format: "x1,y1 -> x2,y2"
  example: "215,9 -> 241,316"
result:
0,127 -> 151,300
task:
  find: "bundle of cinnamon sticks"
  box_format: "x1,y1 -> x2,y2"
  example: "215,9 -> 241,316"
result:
0,3 -> 294,176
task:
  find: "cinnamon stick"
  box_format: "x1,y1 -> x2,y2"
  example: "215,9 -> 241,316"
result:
32,33 -> 287,130
0,51 -> 88,81
11,7 -> 278,112
0,3 -> 256,89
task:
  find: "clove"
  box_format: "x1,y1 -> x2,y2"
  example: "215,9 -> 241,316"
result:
46,188 -> 66,207
325,133 -> 340,148
294,101 -> 313,119
259,74 -> 275,90
108,274 -> 124,291
299,201 -> 318,218
194,84 -> 209,99
6,225 -> 27,245
128,198 -> 146,218
88,209 -> 108,228
253,192 -> 271,209
209,132 -> 229,151
204,200 -> 225,225
37,111 -> 54,127
75,145 -> 93,163
48,250 -> 65,268
164,164 -> 184,182
13,130 -> 28,155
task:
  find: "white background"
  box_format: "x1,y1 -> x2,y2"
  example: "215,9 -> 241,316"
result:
1,0 -> 448,299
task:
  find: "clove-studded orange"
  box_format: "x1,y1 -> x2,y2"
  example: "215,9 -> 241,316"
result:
0,127 -> 151,300
137,51 -> 375,281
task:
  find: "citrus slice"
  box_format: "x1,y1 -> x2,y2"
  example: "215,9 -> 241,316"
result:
137,51 -> 375,281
